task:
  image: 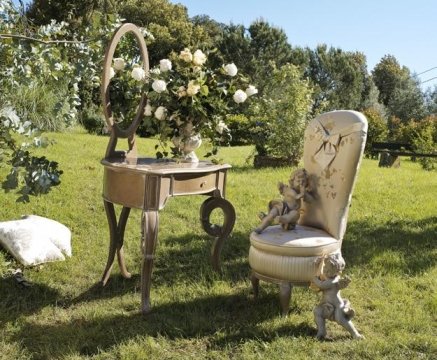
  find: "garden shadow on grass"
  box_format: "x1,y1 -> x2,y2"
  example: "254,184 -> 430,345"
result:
0,276 -> 61,323
343,216 -> 437,275
66,231 -> 250,307
12,290 -> 316,358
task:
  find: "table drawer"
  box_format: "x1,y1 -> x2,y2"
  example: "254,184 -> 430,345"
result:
172,172 -> 217,195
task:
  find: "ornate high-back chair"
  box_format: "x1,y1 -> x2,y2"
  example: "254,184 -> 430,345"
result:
249,110 -> 367,314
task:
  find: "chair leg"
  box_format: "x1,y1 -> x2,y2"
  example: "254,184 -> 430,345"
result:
251,272 -> 260,298
279,282 -> 292,316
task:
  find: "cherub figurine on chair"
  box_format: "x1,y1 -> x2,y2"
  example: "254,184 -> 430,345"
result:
255,169 -> 313,234
311,254 -> 364,340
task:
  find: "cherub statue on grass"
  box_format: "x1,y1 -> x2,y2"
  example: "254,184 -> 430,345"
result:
311,253 -> 364,340
255,168 -> 313,234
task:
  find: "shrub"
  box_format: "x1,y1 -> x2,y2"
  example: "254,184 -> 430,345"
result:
251,64 -> 313,162
389,116 -> 437,170
5,80 -> 72,132
79,104 -> 107,134
362,108 -> 388,158
226,114 -> 253,146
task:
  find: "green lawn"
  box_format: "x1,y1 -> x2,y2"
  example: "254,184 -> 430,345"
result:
0,130 -> 436,359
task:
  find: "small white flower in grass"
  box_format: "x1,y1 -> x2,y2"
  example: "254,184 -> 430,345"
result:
152,79 -> 167,93
144,102 -> 153,116
109,67 -> 115,79
193,49 -> 207,66
187,80 -> 200,96
159,59 -> 172,72
154,106 -> 167,121
224,63 -> 238,77
113,58 -> 125,71
131,67 -> 146,81
216,120 -> 229,134
179,48 -> 193,62
233,89 -> 247,103
54,63 -> 63,71
245,85 -> 258,97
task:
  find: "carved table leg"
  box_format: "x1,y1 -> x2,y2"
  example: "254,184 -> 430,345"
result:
279,282 -> 292,316
101,200 -> 131,285
140,210 -> 159,314
200,197 -> 236,271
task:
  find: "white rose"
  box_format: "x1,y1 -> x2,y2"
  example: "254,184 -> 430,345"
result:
177,86 -> 187,98
159,59 -> 172,72
233,89 -> 247,103
179,48 -> 193,62
109,67 -> 115,79
193,49 -> 207,66
144,102 -> 153,116
224,63 -> 238,77
152,79 -> 167,93
113,58 -> 125,71
154,106 -> 167,121
216,120 -> 229,134
150,67 -> 161,75
131,67 -> 145,81
245,85 -> 258,97
186,80 -> 200,96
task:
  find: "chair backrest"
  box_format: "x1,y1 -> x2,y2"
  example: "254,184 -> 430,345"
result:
299,110 -> 367,240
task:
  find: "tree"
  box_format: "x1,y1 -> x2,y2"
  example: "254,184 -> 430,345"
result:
217,20 -> 294,93
424,85 -> 437,116
119,0 -> 209,65
387,76 -> 426,122
26,0 -> 118,27
305,45 -> 368,114
371,55 -> 409,107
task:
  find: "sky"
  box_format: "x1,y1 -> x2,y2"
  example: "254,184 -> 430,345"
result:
10,0 -> 437,89
169,0 -> 437,90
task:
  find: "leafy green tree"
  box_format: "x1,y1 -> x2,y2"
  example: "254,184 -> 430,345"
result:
305,45 -> 368,114
246,19 -> 294,90
119,0 -> 210,65
388,76 -> 426,122
373,55 -> 426,122
26,0 -> 118,27
423,85 -> 437,116
360,76 -> 388,119
371,55 -> 410,107
216,24 -> 251,70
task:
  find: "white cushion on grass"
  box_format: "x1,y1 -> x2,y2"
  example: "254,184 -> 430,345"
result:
22,215 -> 72,257
0,216 -> 72,266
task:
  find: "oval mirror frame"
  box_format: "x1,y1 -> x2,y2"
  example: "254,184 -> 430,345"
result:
101,23 -> 149,139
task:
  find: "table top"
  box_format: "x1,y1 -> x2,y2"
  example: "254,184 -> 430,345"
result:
101,157 -> 231,175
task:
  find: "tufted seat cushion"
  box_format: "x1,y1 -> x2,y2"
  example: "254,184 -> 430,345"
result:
249,225 -> 341,282
250,224 -> 340,257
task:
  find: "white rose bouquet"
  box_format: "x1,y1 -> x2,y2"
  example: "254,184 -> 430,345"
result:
143,48 -> 257,159
109,47 -> 257,159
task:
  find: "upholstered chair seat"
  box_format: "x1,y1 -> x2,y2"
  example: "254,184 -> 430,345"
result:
249,110 -> 367,314
250,225 -> 341,283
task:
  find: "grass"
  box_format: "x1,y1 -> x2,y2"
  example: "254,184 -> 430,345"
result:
0,129 -> 436,359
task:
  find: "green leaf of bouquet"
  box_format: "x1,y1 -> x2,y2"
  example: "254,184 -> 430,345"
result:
200,85 -> 209,96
